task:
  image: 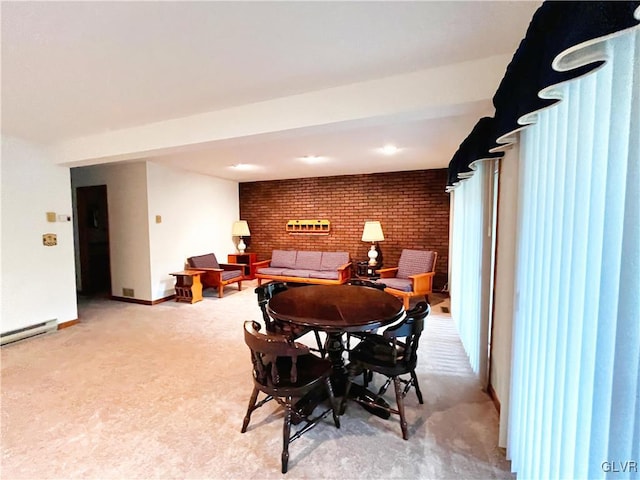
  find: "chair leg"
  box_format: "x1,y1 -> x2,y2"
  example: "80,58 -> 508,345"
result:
241,386 -> 259,433
340,375 -> 354,415
393,377 -> 408,440
313,330 -> 326,358
282,396 -> 292,474
403,296 -> 410,310
218,285 -> 224,298
410,370 -> 424,404
324,377 -> 340,428
238,280 -> 243,291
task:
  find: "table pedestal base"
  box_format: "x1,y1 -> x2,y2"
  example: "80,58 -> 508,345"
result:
293,331 -> 390,423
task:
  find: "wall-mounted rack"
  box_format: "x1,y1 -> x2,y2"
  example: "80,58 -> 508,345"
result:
286,219 -> 330,235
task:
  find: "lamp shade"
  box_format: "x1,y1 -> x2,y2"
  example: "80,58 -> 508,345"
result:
361,221 -> 384,242
232,220 -> 250,237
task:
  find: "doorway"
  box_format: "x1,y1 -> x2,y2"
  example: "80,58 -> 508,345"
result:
76,185 -> 111,295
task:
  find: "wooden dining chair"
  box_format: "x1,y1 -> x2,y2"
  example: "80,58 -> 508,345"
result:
255,282 -> 326,357
241,321 -> 340,474
341,302 -> 430,440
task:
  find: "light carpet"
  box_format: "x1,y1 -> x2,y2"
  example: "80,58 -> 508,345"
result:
1,282 -> 514,479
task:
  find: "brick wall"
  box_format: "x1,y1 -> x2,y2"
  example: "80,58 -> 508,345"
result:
239,169 -> 450,290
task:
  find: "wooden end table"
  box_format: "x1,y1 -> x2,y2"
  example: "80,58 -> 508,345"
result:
170,270 -> 205,303
228,252 -> 258,279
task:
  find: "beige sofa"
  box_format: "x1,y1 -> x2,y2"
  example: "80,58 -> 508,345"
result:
254,250 -> 352,286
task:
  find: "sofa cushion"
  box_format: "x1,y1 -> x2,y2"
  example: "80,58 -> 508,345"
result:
379,277 -> 413,292
295,251 -> 322,270
188,253 -> 219,269
271,250 -> 297,269
257,267 -> 287,276
281,269 -> 315,278
397,250 -> 436,279
313,270 -> 340,280
320,251 -> 349,271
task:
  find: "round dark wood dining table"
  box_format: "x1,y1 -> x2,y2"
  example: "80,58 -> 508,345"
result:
267,284 -> 404,332
267,284 -> 405,418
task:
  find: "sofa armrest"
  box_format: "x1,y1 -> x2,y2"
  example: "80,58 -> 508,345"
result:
337,262 -> 353,281
337,262 -> 352,272
253,259 -> 271,268
409,271 -> 435,294
376,267 -> 399,278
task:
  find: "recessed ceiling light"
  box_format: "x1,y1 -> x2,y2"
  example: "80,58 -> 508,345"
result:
380,144 -> 400,155
229,163 -> 254,170
299,155 -> 326,164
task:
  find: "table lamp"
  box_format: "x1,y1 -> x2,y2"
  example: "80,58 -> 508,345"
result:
232,220 -> 251,253
361,221 -> 384,266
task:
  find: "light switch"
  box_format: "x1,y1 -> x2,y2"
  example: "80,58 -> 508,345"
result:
46,212 -> 56,222
155,215 -> 162,224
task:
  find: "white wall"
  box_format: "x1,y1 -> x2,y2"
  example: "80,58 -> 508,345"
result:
71,161 -> 239,302
491,146 -> 520,447
71,162 -> 152,300
146,162 -> 239,300
1,136 -> 78,332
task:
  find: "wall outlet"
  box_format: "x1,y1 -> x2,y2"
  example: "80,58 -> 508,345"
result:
122,288 -> 134,297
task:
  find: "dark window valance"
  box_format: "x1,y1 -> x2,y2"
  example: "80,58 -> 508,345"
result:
446,117 -> 502,189
447,1 -> 640,190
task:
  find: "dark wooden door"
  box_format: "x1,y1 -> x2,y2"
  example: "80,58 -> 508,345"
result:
76,185 -> 111,295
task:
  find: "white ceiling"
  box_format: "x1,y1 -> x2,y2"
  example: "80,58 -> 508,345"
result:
1,1 -> 541,182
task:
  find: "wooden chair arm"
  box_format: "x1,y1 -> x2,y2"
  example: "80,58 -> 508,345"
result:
409,271 -> 435,294
220,263 -> 244,270
187,266 -> 223,273
253,259 -> 271,268
376,267 -> 399,278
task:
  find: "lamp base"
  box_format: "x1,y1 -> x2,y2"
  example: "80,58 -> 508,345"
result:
237,238 -> 247,254
367,244 -> 378,266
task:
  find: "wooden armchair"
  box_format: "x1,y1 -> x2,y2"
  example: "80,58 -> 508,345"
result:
186,253 -> 244,298
375,249 -> 437,309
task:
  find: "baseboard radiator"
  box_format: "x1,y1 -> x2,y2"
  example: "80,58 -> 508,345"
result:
1,320 -> 57,346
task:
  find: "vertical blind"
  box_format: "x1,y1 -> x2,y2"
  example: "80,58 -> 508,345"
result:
509,29 -> 639,480
449,160 -> 494,382
446,3 -> 639,479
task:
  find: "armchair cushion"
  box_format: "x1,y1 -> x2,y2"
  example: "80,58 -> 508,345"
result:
221,270 -> 243,281
187,253 -> 220,269
271,250 -> 297,269
397,249 -> 436,279
379,278 -> 413,292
